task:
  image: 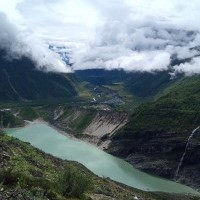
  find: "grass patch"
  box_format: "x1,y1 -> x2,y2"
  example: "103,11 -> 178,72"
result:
19,107 -> 39,121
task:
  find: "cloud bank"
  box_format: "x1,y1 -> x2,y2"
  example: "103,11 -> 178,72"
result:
71,0 -> 200,75
0,0 -> 71,73
1,0 -> 200,75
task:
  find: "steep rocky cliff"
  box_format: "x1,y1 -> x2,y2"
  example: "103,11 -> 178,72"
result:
43,106 -> 129,150
108,128 -> 200,190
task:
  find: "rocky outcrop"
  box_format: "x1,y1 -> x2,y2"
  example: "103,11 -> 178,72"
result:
83,111 -> 129,149
83,112 -> 128,136
47,106 -> 129,150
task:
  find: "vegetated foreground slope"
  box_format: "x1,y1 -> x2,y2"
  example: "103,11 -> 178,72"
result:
108,75 -> 200,190
1,133 -> 198,200
0,50 -> 78,102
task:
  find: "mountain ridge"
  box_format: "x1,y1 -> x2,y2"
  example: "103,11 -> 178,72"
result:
0,50 -> 78,102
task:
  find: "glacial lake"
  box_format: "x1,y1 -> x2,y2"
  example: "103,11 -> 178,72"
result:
5,123 -> 199,195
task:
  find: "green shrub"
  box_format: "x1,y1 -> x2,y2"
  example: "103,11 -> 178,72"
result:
0,111 -> 24,128
0,169 -> 19,187
19,107 -> 39,121
58,165 -> 92,198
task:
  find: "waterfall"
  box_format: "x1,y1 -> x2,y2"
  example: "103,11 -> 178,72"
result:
175,126 -> 200,178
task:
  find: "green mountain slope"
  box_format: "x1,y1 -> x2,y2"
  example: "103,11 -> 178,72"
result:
124,75 -> 200,131
0,51 -> 78,102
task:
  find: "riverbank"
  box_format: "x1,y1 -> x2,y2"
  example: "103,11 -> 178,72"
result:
26,118 -> 104,150
39,106 -> 129,151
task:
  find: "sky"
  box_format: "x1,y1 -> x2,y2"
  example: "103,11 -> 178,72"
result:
0,0 -> 200,75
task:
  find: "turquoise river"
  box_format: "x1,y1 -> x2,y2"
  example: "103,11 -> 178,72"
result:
5,123 -> 199,195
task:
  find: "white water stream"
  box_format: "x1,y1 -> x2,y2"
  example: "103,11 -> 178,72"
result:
175,126 -> 200,178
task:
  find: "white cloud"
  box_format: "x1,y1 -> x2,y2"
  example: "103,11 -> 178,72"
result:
174,57 -> 200,75
0,0 -> 71,73
0,0 -> 200,74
